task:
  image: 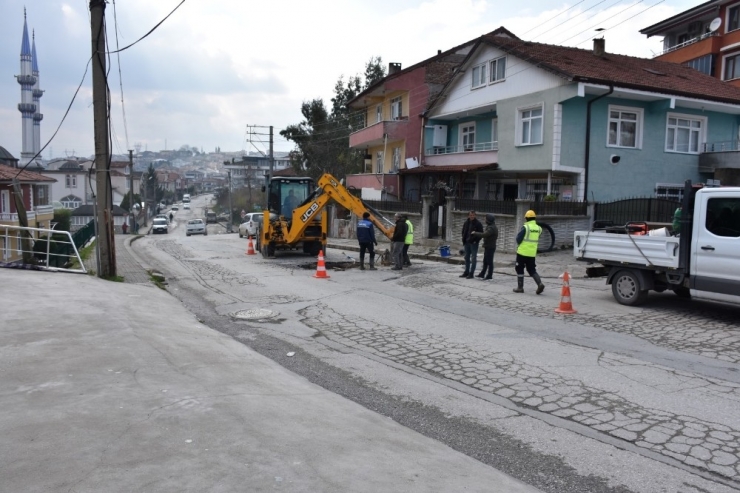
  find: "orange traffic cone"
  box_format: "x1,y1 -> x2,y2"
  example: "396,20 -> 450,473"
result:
246,236 -> 256,255
313,251 -> 330,279
555,270 -> 577,314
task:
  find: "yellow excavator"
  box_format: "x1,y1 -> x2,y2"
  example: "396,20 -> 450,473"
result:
256,173 -> 396,258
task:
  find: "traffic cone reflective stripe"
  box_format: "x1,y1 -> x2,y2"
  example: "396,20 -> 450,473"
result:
555,270 -> 577,314
313,251 -> 330,279
246,236 -> 256,255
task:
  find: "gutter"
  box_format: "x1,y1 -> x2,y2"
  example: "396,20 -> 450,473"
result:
584,84 -> 614,200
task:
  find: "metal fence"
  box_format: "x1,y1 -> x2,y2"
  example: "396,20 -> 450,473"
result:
0,224 -> 86,273
454,199 -> 587,216
594,197 -> 680,225
363,200 -> 423,214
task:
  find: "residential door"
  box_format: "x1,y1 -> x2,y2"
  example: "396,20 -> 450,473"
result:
691,193 -> 740,304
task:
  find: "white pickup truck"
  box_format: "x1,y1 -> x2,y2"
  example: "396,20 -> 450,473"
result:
574,182 -> 740,306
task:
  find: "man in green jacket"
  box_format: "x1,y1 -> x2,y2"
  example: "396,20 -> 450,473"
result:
513,210 -> 544,294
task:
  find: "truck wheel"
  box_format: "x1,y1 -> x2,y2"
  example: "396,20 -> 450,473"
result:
612,270 -> 649,306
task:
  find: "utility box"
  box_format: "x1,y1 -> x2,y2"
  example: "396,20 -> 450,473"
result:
432,125 -> 447,147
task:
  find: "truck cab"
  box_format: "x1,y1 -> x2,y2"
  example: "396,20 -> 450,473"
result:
690,188 -> 740,305
267,177 -> 313,218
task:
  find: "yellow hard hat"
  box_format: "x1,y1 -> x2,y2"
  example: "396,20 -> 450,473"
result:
525,210 -> 536,218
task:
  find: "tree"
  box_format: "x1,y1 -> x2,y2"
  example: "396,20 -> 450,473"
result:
281,57 -> 386,181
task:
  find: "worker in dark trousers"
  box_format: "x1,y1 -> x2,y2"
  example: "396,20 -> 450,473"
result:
513,210 -> 545,294
470,213 -> 498,280
391,213 -> 408,271
357,212 -> 378,270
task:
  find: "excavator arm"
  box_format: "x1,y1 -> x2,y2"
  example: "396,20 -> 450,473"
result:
314,173 -> 396,239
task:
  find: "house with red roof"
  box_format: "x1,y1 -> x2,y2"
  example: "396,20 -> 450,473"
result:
0,161 -> 56,262
346,39 -> 476,201
423,28 -> 740,202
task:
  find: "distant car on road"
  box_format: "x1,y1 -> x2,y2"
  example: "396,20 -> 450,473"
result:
171,205 -> 179,211
205,212 -> 217,224
186,219 -> 207,236
152,217 -> 168,234
183,203 -> 191,210
239,213 -> 263,238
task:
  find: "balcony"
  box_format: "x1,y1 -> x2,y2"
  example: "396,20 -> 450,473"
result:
349,118 -> 408,149
699,141 -> 740,173
660,31 -> 720,56
425,141 -> 499,166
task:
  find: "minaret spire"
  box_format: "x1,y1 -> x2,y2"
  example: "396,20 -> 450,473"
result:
16,8 -> 40,167
31,28 -> 44,165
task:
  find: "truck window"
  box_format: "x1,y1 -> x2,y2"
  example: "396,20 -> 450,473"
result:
705,198 -> 740,237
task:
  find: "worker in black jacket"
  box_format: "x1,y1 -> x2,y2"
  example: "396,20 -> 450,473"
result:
391,213 -> 408,271
460,211 -> 483,279
470,213 -> 499,280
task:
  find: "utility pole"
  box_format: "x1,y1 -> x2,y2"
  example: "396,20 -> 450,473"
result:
128,149 -> 134,232
227,171 -> 233,233
268,125 -> 274,184
90,0 -> 115,278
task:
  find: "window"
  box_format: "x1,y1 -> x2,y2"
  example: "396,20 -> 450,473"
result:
491,118 -> 498,148
471,63 -> 486,89
65,174 -> 77,188
728,4 -> 740,32
706,198 -> 740,237
686,54 -> 715,76
460,123 -> 476,151
608,106 -> 643,148
489,57 -> 506,83
390,97 -> 402,120
724,53 -> 740,80
391,147 -> 401,172
375,151 -> 384,174
518,105 -> 543,145
666,114 -> 706,154
655,183 -> 685,201
376,104 -> 382,123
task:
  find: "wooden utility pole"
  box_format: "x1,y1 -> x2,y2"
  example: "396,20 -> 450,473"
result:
90,0 -> 115,277
128,150 -> 135,232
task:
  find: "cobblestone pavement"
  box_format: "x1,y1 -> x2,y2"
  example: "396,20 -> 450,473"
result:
298,302 -> 740,481
84,234 -> 152,284
399,272 -> 740,365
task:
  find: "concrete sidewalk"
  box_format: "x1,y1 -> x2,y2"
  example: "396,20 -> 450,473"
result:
0,268 -> 539,492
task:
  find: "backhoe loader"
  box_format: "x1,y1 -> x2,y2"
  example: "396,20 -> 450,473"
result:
256,173 -> 396,258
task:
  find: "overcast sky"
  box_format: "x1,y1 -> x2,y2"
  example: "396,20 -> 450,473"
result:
0,0 -> 698,161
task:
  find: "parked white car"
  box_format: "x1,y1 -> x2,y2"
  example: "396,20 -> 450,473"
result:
186,219 -> 207,236
239,213 -> 263,238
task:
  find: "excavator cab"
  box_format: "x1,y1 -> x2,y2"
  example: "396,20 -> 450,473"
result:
267,177 -> 314,218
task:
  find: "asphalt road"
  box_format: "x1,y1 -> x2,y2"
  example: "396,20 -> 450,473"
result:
135,194 -> 740,493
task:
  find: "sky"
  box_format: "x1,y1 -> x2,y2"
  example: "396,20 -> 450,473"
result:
0,0 -> 700,161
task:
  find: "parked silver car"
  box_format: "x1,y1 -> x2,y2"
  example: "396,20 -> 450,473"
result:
186,219 -> 207,236
239,213 -> 263,238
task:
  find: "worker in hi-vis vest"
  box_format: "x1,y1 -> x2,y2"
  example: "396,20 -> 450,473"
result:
513,210 -> 545,294
402,215 -> 414,267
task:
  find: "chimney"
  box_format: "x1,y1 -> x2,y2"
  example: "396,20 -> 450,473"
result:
389,62 -> 402,75
593,38 -> 605,57
438,49 -> 442,55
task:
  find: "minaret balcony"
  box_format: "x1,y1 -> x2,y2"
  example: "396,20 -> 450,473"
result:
32,89 -> 43,98
16,74 -> 36,86
33,113 -> 44,122
18,103 -> 36,113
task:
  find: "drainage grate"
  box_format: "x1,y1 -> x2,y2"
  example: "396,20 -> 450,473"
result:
230,308 -> 279,320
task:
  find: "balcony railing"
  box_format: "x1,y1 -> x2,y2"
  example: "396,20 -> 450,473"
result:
703,141 -> 740,153
660,31 -> 720,56
427,141 -> 498,155
35,205 -> 55,215
0,212 -> 37,222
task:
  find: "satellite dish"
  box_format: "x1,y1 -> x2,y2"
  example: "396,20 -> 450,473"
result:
710,17 -> 722,32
